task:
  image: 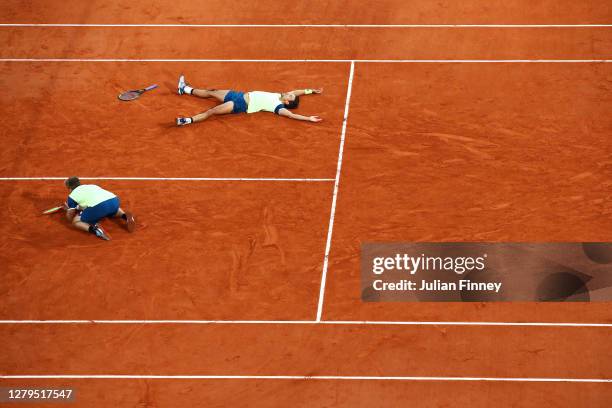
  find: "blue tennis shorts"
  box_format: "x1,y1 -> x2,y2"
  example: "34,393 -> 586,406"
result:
80,197 -> 120,224
224,90 -> 248,114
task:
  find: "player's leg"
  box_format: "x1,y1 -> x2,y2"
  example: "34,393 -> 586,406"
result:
113,207 -> 136,233
80,205 -> 113,240
177,74 -> 229,102
193,101 -> 235,122
72,213 -> 110,240
177,101 -> 234,126
192,89 -> 231,102
71,215 -> 90,233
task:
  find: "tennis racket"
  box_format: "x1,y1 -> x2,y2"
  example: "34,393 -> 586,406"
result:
118,84 -> 158,101
42,205 -> 64,215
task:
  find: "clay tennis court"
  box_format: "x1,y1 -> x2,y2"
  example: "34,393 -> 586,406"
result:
1,1 -> 611,406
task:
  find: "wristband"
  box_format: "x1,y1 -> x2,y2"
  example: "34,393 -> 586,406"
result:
305,89 -> 313,95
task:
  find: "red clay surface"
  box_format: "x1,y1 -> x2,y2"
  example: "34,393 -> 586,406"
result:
3,325 -> 611,378
323,62 -> 612,323
1,27 -> 610,60
1,181 -> 331,320
1,1 -> 611,407
0,379 -> 609,408
2,0 -> 611,25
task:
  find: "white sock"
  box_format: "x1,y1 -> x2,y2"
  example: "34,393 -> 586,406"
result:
184,85 -> 194,94
185,117 -> 193,124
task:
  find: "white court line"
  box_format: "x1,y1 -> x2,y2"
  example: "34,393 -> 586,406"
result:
0,58 -> 610,63
2,320 -> 609,327
1,23 -> 611,28
315,61 -> 355,322
0,375 -> 610,383
0,177 -> 333,182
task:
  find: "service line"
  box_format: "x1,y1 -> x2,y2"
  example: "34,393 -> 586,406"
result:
315,61 -> 355,322
1,24 -> 611,28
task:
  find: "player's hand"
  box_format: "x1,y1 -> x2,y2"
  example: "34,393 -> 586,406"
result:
62,202 -> 69,210
312,88 -> 323,94
309,116 -> 323,122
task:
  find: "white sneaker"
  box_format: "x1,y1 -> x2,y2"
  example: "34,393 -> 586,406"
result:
178,74 -> 186,95
176,117 -> 190,126
93,225 -> 111,241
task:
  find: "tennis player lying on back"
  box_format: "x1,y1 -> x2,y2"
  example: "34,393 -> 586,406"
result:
64,177 -> 136,241
175,75 -> 323,126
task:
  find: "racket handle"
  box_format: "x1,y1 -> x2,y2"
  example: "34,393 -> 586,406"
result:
145,84 -> 158,91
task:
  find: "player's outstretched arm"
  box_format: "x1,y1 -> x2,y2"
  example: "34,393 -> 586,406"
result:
278,108 -> 322,122
288,88 -> 323,96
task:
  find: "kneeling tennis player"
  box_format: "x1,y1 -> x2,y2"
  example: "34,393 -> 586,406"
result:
175,75 -> 323,126
64,177 -> 136,241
